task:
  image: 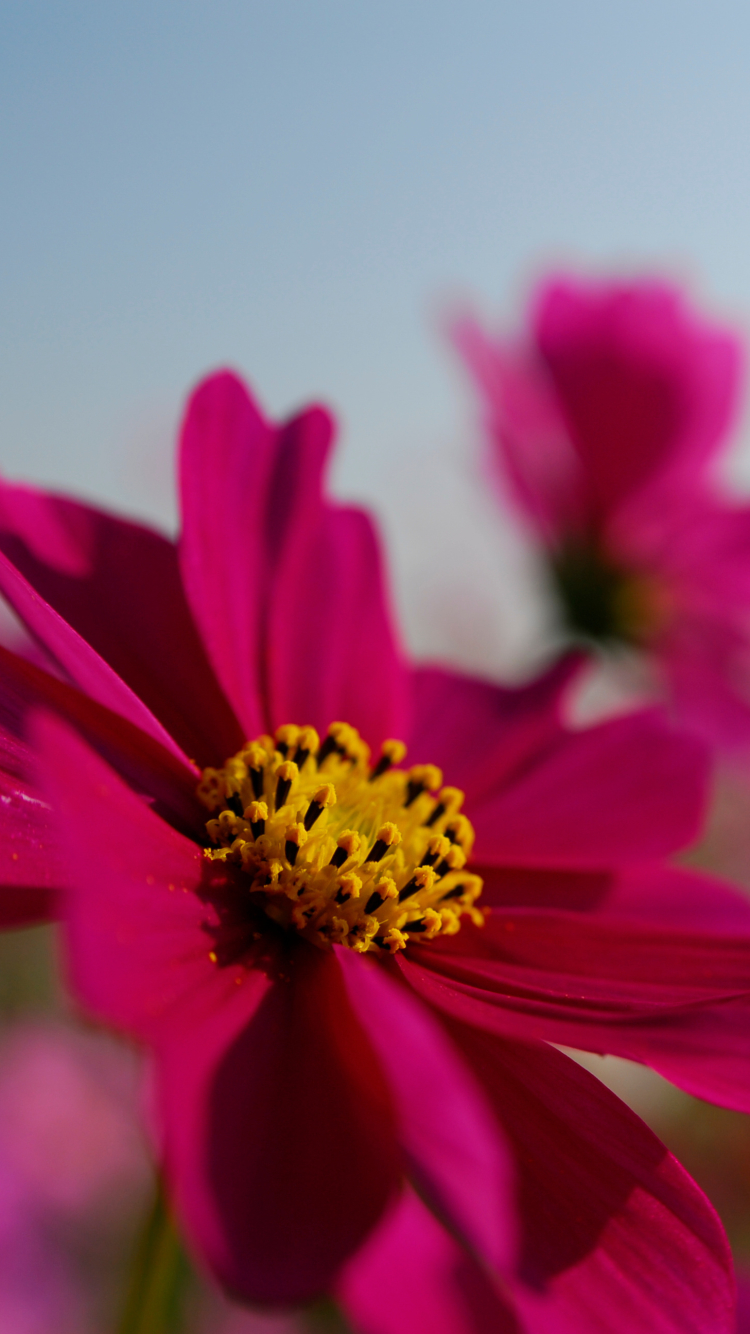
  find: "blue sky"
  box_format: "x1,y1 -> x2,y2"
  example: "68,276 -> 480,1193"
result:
3,0 -> 750,667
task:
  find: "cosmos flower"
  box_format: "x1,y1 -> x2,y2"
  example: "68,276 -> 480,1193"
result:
0,1018 -> 148,1334
0,371 -> 748,1330
455,276 -> 750,749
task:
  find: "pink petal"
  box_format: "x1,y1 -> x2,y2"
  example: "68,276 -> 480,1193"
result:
34,713 -> 402,1302
0,671 -> 60,922
406,653 -> 582,809
268,503 -> 408,752
453,315 -> 580,542
0,547 -> 190,765
476,864 -> 613,912
0,771 -> 58,924
535,276 -> 742,523
338,1187 -> 518,1334
597,863 -> 750,933
469,709 -> 709,867
0,482 -> 242,765
179,371 -> 407,747
162,946 -> 402,1304
178,372 -> 276,739
475,860 -> 750,928
0,643 -> 201,839
448,1025 -> 735,1334
337,948 -> 516,1277
32,709 -> 223,1042
401,906 -> 750,1110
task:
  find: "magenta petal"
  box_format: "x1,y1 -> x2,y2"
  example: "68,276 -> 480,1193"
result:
453,315 -> 579,542
0,548 -> 189,765
0,744 -> 59,924
179,372 -> 275,739
338,1187 -> 519,1334
31,710 -> 231,1042
180,371 -> 407,747
402,907 -> 750,1110
597,864 -> 750,933
406,653 -> 582,808
0,644 -> 202,839
0,482 -> 242,765
476,864 -> 613,912
0,668 -> 62,921
470,709 -> 709,867
475,861 -> 750,926
535,277 -> 742,522
445,1026 -> 735,1334
165,947 -> 401,1305
268,501 -> 408,751
337,948 -> 516,1277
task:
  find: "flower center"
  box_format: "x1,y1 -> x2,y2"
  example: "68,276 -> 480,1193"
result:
552,538 -> 661,645
197,722 -> 484,954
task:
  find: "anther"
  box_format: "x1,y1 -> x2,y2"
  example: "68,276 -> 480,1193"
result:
364,822 -> 401,863
404,765 -> 443,808
445,814 -> 473,850
364,877 -> 397,914
329,830 -> 361,869
293,726 -> 319,770
421,835 -> 451,868
398,866 -> 437,903
275,761 -> 298,811
284,822 -> 307,867
317,723 -> 349,766
440,884 -> 466,901
246,801 -> 268,840
425,786 -> 463,827
303,783 -> 336,831
335,873 -> 362,905
243,743 -> 268,799
435,845 -> 466,878
275,725 -> 300,758
370,739 -> 407,781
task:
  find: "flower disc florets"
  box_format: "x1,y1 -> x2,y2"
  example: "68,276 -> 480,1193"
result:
197,722 -> 484,954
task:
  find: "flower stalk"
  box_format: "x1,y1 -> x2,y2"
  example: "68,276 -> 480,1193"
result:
117,1178 -> 191,1334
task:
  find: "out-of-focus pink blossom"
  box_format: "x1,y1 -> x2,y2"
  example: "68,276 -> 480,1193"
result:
456,276 -> 750,750
213,1304 -> 306,1334
0,1020 -> 149,1213
0,1018 -> 149,1333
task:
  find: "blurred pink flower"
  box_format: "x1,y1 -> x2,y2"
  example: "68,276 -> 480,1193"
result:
0,1201 -> 83,1334
213,1305 -> 305,1334
0,1018 -> 150,1333
0,1020 -> 148,1214
456,276 -> 750,749
0,370 -> 746,1329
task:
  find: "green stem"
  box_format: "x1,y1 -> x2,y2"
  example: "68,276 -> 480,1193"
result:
116,1179 -> 191,1334
304,1298 -> 353,1333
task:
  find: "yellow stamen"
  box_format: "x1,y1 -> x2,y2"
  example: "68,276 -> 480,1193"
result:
198,721 -> 484,955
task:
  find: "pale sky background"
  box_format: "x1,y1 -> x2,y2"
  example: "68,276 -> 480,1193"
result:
3,0 -> 750,674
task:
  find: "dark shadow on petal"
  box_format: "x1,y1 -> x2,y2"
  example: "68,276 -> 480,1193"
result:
0,495 -> 243,766
438,1023 -> 670,1287
207,943 -> 402,1304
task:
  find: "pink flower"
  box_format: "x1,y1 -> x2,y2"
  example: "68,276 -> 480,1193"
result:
0,371 -> 747,1330
0,1020 -> 148,1215
455,276 -> 750,748
0,1019 -> 150,1333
